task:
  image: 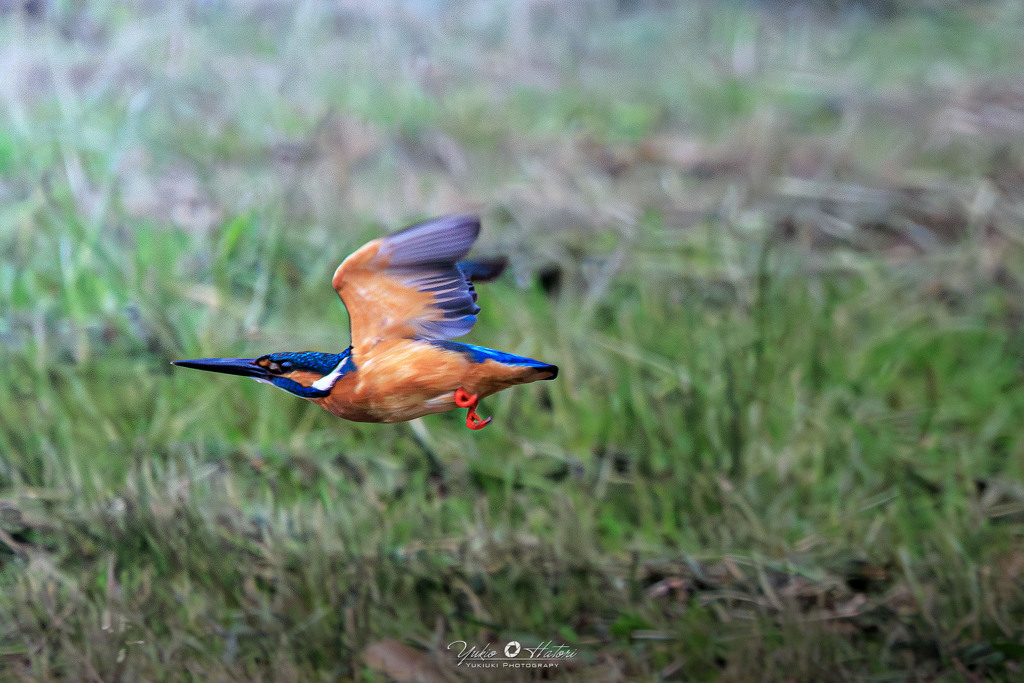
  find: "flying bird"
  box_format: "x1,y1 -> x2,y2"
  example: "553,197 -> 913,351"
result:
173,215 -> 557,429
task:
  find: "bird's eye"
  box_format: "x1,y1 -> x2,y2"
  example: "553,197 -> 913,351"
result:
280,360 -> 293,371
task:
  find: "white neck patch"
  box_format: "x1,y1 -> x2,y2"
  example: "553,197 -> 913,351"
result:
311,356 -> 350,391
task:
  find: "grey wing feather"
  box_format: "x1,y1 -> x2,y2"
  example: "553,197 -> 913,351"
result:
378,215 -> 480,267
378,215 -> 485,339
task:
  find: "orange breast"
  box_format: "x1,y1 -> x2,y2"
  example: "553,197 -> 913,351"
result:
311,339 -> 550,423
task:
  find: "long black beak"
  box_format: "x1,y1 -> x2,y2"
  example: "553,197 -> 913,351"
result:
171,357 -> 270,379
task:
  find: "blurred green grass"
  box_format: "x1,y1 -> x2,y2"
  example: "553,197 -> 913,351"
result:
2,0 -> 1024,680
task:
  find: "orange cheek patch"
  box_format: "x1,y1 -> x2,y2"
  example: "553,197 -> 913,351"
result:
284,370 -> 323,387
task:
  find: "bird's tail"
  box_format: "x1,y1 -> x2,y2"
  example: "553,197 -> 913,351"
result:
458,258 -> 508,283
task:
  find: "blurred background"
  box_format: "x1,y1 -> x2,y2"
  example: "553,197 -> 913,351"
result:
1,0 -> 1024,679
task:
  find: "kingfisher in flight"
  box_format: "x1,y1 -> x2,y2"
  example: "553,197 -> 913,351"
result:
173,215 -> 557,429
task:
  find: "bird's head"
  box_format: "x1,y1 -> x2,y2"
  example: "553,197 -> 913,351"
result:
172,349 -> 354,398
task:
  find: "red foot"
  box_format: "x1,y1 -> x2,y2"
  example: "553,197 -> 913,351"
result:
454,387 -> 491,430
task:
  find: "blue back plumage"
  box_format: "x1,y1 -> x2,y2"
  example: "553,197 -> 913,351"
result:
428,340 -> 557,376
